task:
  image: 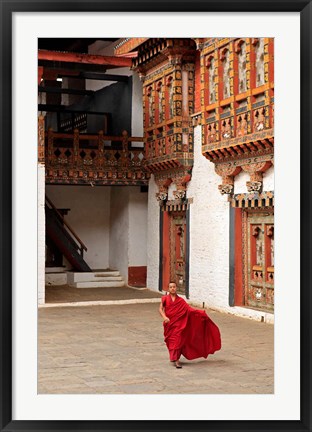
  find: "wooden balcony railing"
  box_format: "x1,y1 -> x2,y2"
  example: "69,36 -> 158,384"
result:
45,129 -> 150,185
202,103 -> 274,162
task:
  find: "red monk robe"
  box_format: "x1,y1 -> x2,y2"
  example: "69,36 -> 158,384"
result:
161,294 -> 221,361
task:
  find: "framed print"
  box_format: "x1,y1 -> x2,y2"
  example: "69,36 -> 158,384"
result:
1,0 -> 311,431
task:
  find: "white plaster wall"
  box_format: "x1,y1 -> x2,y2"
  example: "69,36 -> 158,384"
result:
167,183 -> 177,200
146,175 -> 160,291
38,165 -> 46,305
187,125 -> 230,309
262,166 -> 274,191
109,187 -> 129,281
234,170 -> 250,194
129,190 -> 148,266
45,185 -> 111,270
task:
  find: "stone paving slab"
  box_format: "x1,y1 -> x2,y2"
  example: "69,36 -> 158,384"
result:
38,302 -> 274,394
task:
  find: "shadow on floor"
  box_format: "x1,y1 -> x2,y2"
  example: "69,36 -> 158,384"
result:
45,285 -> 163,304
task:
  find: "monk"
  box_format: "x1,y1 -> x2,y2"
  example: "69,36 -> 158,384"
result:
159,282 -> 221,368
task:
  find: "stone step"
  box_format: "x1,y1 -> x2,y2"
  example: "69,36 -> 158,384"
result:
45,267 -> 67,274
74,280 -> 125,289
46,273 -> 67,286
67,271 -> 120,285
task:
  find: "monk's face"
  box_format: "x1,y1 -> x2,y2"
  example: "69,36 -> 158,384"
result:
168,283 -> 177,294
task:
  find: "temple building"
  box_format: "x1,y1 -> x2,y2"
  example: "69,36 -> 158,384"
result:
38,37 -> 274,321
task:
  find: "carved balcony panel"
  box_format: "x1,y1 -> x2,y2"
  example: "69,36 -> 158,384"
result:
45,130 -> 150,186
202,128 -> 274,163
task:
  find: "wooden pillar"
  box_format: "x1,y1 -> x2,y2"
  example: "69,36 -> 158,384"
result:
38,115 -> 45,164
234,208 -> 244,306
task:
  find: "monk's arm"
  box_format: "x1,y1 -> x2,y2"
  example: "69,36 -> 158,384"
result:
159,302 -> 170,323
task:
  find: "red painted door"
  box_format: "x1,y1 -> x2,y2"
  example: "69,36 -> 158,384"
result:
162,210 -> 187,295
246,211 -> 274,311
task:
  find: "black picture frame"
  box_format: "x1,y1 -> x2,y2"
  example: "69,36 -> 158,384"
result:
1,1 -> 311,431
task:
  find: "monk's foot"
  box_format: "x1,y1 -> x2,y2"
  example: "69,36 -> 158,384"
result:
175,361 -> 182,368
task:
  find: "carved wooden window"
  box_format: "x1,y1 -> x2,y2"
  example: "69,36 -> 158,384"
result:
156,81 -> 163,123
221,118 -> 231,139
238,41 -> 247,93
237,113 -> 247,137
207,122 -> 217,143
222,50 -> 230,99
146,86 -> 153,127
149,95 -> 153,126
208,56 -> 216,104
166,76 -> 174,119
255,38 -> 265,87
253,107 -> 265,132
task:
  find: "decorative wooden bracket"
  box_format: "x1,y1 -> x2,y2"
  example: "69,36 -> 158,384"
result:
252,226 -> 261,237
155,178 -> 172,203
173,174 -> 191,200
242,161 -> 272,193
215,165 -> 242,195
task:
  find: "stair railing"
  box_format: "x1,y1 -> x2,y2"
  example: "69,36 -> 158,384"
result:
45,195 -> 88,258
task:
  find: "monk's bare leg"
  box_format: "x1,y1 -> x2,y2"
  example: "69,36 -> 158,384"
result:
175,361 -> 182,368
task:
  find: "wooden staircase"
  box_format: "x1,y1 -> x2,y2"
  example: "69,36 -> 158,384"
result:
45,196 -> 91,272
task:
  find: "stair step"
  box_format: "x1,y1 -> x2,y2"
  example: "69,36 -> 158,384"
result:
94,271 -> 120,277
46,273 -> 67,286
67,271 -> 120,285
74,281 -> 125,289
45,267 -> 67,274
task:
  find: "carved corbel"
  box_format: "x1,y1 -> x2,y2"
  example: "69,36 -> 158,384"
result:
215,165 -> 242,195
173,174 -> 192,200
169,54 -> 183,66
234,39 -> 245,53
219,47 -> 229,61
155,178 -> 172,204
173,189 -> 186,200
205,54 -> 214,68
193,38 -> 205,51
242,161 -> 272,193
134,66 -> 146,83
266,225 -> 274,237
252,226 -> 261,237
162,47 -> 184,66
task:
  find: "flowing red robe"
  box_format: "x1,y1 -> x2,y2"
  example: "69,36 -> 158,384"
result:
162,294 -> 221,361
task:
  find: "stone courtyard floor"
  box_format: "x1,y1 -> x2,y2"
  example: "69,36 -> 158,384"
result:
38,291 -> 274,394
45,284 -> 163,303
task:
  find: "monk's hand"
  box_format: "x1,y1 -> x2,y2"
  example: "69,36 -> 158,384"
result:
164,317 -> 170,323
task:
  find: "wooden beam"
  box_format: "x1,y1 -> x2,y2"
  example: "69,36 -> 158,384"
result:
38,50 -> 132,68
38,66 -> 44,85
38,87 -> 94,96
60,72 -> 129,82
39,60 -> 108,74
38,104 -> 109,115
